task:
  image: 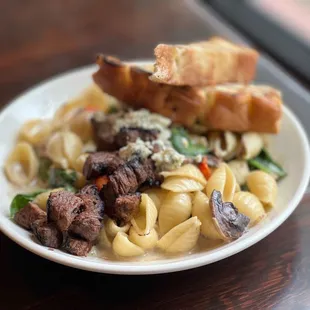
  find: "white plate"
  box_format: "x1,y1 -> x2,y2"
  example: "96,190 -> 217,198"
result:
0,62 -> 310,275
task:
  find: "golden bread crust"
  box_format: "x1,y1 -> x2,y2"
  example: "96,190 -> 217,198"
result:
93,56 -> 282,133
204,85 -> 282,133
150,37 -> 259,86
93,55 -> 205,126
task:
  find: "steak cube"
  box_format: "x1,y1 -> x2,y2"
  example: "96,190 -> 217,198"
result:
14,202 -> 46,230
68,212 -> 101,242
77,184 -> 104,218
105,193 -> 141,224
62,236 -> 92,256
31,219 -> 63,248
47,191 -> 84,232
83,152 -> 124,180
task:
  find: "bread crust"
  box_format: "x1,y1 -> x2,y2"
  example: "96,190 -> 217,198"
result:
204,85 -> 282,133
93,56 -> 282,133
150,37 -> 259,86
92,55 -> 205,126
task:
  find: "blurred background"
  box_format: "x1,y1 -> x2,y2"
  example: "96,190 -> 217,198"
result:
3,0 -> 310,132
208,0 -> 310,85
3,0 -> 310,103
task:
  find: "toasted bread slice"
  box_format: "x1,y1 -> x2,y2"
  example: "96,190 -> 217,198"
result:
204,84 -> 282,133
93,56 -> 282,133
150,37 -> 259,86
92,55 -> 205,126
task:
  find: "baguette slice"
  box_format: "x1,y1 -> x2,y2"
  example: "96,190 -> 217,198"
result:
150,37 -> 259,86
204,84 -> 282,133
93,56 -> 282,133
92,55 -> 205,126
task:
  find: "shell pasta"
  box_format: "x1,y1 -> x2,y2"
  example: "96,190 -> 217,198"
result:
5,142 -> 39,186
192,191 -> 222,240
129,227 -> 158,250
206,163 -> 237,202
53,84 -> 109,130
19,119 -> 52,146
105,218 -> 131,238
131,194 -> 158,235
143,188 -> 168,210
157,217 -> 201,253
46,131 -> 83,169
159,192 -> 192,235
233,191 -> 266,226
160,164 -> 207,186
246,171 -> 278,208
112,232 -> 144,257
161,177 -> 204,192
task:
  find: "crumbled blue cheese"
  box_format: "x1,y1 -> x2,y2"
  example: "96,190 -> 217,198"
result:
152,139 -> 171,150
119,137 -> 185,171
119,138 -> 153,160
151,148 -> 185,171
114,109 -> 171,140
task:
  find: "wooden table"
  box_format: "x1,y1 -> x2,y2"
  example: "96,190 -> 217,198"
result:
1,1 -> 310,309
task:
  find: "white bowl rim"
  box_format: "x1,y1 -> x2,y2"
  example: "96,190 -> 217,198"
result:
0,63 -> 310,275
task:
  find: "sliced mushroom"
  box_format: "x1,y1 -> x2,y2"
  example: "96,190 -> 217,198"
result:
187,154 -> 221,167
208,131 -> 239,161
206,154 -> 221,168
210,190 -> 250,241
238,132 -> 264,160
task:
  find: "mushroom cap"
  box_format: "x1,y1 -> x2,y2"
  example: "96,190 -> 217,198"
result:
210,190 -> 250,240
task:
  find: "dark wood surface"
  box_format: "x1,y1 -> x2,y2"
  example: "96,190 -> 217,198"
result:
1,1 -> 310,309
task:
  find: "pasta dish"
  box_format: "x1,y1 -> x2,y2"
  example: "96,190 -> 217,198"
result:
4,38 -> 286,260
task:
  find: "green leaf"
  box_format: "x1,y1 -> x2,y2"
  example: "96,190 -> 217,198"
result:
10,191 -> 45,218
38,157 -> 52,182
240,184 -> 249,191
170,127 -> 209,157
64,185 -> 77,193
48,168 -> 77,189
248,148 -> 287,180
107,106 -> 119,114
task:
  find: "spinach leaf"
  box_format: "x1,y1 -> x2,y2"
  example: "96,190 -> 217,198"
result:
48,168 -> 77,192
10,191 -> 45,218
248,148 -> 287,179
240,184 -> 249,191
107,106 -> 119,114
38,157 -> 52,182
170,127 -> 209,157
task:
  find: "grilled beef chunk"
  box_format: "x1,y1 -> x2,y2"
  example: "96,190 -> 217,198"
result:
114,127 -> 159,147
63,236 -> 92,256
69,212 -> 101,242
92,112 -> 159,151
14,186 -> 105,256
31,219 -> 63,248
113,193 -> 141,224
79,184 -> 100,196
77,184 -> 104,218
83,152 -> 124,180
101,158 -> 159,223
14,202 -> 46,230
47,191 -> 84,231
67,185 -> 104,242
101,158 -> 146,204
92,113 -> 119,151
